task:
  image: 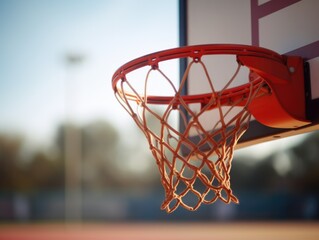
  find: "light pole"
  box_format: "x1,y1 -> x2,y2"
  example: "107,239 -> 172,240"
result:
64,53 -> 85,222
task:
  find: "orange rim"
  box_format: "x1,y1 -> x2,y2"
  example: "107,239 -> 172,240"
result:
112,44 -> 284,105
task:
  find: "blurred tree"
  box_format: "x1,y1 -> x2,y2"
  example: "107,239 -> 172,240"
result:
232,155 -> 279,191
0,133 -> 64,192
0,134 -> 28,191
54,119 -> 160,191
232,132 -> 319,194
81,120 -> 160,189
290,132 -> 319,191
81,120 -> 120,188
28,152 -> 64,190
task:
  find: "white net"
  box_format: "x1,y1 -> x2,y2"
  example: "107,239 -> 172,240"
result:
114,55 -> 267,213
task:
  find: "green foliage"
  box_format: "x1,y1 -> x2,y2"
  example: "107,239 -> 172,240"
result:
1,121 -> 318,194
0,119 -> 158,193
0,134 -> 63,192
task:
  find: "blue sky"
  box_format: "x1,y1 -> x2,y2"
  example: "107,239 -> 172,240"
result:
0,0 -> 179,145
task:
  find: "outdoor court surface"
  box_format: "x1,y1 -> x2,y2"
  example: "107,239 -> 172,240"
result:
0,222 -> 318,240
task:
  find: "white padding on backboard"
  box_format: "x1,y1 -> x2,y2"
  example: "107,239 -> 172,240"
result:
187,0 -> 251,45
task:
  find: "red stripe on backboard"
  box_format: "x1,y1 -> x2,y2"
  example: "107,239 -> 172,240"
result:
251,0 -> 302,46
255,0 -> 302,18
284,41 -> 319,60
251,0 -> 259,46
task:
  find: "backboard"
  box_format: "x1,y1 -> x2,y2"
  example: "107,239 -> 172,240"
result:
179,0 -> 319,148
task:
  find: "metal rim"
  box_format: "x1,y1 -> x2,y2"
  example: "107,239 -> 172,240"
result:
112,44 -> 284,105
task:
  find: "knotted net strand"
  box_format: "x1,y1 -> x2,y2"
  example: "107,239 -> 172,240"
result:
114,55 -> 267,213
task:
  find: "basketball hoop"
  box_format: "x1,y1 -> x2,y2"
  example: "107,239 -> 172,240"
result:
112,44 -> 309,213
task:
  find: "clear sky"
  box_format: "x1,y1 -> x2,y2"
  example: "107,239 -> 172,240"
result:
0,0 -> 179,145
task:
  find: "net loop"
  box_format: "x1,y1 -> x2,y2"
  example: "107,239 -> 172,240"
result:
113,45 -> 270,213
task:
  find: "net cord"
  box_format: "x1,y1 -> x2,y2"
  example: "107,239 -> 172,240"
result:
114,56 -> 267,213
